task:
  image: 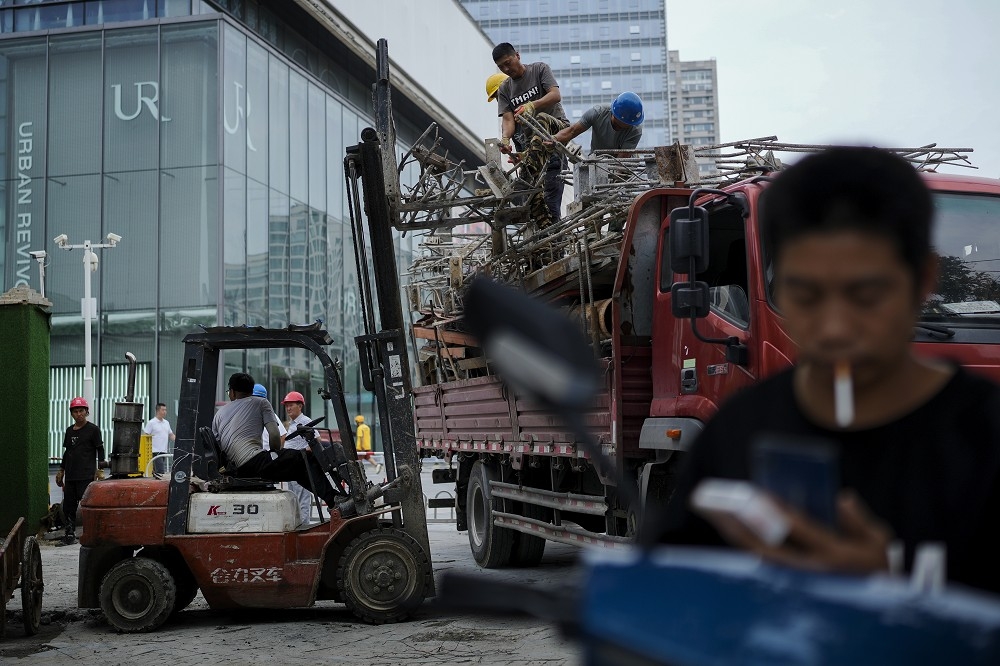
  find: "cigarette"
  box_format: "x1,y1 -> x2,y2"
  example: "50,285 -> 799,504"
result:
834,360 -> 854,428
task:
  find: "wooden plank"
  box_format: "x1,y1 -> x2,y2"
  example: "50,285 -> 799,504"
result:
413,326 -> 479,347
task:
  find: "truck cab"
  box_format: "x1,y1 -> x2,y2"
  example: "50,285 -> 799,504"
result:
645,172 -> 1000,453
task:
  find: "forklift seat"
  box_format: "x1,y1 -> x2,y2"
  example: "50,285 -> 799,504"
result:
197,426 -> 276,492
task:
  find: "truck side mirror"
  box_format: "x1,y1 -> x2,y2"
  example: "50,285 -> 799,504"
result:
669,206 -> 709,275
671,282 -> 710,319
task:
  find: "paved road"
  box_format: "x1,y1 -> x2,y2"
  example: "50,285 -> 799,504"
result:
3,466 -> 583,665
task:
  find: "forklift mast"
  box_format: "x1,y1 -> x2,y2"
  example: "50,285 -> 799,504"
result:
342,39 -> 431,558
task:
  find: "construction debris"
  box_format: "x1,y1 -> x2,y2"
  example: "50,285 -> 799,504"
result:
394,131 -> 974,383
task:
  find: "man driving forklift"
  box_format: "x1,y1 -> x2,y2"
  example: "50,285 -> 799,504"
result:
213,372 -> 349,513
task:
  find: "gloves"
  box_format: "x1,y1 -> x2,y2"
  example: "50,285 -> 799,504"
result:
515,101 -> 536,117
498,136 -> 512,154
55,469 -> 64,488
95,469 -> 106,481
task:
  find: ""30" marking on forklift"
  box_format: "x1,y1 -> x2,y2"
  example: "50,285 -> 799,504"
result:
210,567 -> 283,584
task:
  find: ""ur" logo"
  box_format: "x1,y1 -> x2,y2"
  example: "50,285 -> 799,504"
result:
112,81 -> 171,122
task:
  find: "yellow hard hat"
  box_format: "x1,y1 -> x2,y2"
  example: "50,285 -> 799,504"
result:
486,72 -> 508,102
355,414 -> 365,423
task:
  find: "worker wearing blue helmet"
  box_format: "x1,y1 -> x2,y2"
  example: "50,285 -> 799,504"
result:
552,91 -> 644,153
252,383 -> 287,450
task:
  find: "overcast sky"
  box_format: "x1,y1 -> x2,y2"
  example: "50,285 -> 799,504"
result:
666,0 -> 1000,176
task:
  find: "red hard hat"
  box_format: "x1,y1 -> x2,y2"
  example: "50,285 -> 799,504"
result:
70,396 -> 89,410
282,391 -> 305,404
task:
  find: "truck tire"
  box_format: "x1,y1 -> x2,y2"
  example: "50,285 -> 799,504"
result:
467,460 -> 514,568
337,527 -> 431,624
510,503 -> 548,567
99,557 -> 176,633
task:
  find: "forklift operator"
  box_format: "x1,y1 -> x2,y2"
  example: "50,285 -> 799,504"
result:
212,373 -> 348,510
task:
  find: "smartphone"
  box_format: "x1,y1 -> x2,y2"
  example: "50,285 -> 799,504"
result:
751,434 -> 839,528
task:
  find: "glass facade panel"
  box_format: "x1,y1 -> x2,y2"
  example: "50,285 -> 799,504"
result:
222,166 -> 245,325
267,187 -> 288,327
161,21 -> 218,169
105,28 -> 159,173
48,34 -> 102,177
222,23 -> 246,174
245,175 -> 266,325
102,169 -> 157,310
287,70 -> 306,203
159,165 -> 217,308
245,39 -> 267,183
267,55 -> 288,194
307,82 -> 324,211
47,174 -> 98,315
0,37 -> 47,291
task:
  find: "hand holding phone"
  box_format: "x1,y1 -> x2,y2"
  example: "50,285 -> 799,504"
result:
691,479 -> 790,546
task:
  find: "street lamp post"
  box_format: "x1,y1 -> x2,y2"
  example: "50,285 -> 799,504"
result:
53,232 -> 123,413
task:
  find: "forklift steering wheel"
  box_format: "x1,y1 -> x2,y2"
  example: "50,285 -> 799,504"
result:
284,415 -> 325,442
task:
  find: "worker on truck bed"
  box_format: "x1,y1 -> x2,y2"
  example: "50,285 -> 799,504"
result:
213,373 -> 348,513
551,92 -> 644,153
657,147 -> 1000,594
492,42 -> 568,223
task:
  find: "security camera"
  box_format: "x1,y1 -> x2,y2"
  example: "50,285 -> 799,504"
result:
28,250 -> 46,260
53,234 -> 68,247
106,232 -> 122,244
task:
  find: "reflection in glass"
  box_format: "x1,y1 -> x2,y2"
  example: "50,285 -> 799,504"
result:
245,41 -> 269,184
48,34 -> 102,177
103,170 -> 157,311
161,21 -> 219,169
223,167 -> 246,326
288,72 -> 307,204
268,56 -> 289,195
268,188 -> 289,328
105,28 -> 159,172
160,166 -> 218,308
222,24 -> 247,174
246,178 -> 268,326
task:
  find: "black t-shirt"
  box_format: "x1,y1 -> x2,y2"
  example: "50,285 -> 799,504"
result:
658,366 -> 1000,593
61,421 -> 106,481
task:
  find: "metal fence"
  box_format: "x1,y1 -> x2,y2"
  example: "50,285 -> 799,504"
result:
49,363 -> 151,462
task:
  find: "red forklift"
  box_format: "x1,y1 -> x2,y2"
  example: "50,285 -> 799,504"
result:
78,324 -> 431,632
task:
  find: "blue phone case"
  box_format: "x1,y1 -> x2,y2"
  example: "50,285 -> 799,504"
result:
751,434 -> 839,527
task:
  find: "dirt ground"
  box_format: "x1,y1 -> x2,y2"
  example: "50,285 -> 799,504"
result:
0,522 -> 583,665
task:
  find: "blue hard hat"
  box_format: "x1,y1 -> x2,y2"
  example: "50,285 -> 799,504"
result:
611,91 -> 644,127
252,383 -> 267,398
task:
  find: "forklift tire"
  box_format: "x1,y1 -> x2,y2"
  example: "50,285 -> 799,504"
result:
99,557 -> 177,633
509,503 -> 549,568
467,460 -> 514,568
337,527 -> 430,624
170,568 -> 199,618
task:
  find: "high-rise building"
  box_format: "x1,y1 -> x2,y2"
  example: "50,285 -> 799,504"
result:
0,0 -> 491,457
668,49 -> 720,176
462,0 -> 671,149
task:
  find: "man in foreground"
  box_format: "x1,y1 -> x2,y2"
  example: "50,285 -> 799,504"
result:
658,147 -> 1000,593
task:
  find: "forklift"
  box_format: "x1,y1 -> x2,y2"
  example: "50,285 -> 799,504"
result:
76,42 -> 432,632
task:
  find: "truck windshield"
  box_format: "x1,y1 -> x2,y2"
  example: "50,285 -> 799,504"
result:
924,192 -> 1000,322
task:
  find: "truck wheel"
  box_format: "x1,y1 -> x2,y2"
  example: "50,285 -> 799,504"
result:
99,557 -> 176,633
337,527 -> 431,624
510,503 -> 549,567
21,536 -> 43,635
467,460 -> 514,568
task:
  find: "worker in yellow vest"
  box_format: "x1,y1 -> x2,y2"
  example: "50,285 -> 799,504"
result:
355,415 -> 381,474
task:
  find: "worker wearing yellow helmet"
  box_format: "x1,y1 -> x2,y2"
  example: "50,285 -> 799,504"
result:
355,414 -> 381,475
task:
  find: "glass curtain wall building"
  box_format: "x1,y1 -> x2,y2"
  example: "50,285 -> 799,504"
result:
0,0 -> 442,458
462,0 -> 670,149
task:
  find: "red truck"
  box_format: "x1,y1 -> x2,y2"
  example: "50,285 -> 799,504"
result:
414,165 -> 1000,568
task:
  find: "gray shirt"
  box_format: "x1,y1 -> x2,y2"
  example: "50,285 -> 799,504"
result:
579,104 -> 642,152
212,396 -> 280,468
496,61 -> 567,122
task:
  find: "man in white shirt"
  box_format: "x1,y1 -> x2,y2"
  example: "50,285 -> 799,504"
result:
282,391 -> 315,526
143,403 -> 175,477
